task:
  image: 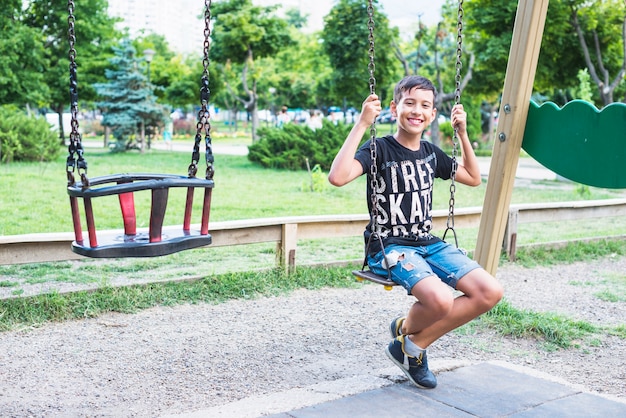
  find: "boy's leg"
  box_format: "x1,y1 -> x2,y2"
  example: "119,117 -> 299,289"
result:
405,267 -> 503,349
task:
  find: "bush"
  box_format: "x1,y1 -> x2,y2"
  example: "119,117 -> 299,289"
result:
0,106 -> 61,163
247,120 -> 354,170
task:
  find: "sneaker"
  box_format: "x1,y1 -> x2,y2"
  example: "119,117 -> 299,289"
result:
385,336 -> 437,389
389,316 -> 406,338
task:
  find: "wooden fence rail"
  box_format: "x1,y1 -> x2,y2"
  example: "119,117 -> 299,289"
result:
1,199 -> 625,268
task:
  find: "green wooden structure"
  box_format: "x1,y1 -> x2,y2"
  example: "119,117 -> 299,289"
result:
523,100 -> 626,189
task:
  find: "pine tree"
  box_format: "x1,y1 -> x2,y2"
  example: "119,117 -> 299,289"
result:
94,39 -> 165,151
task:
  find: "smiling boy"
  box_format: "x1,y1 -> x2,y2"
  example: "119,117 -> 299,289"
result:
328,75 -> 503,388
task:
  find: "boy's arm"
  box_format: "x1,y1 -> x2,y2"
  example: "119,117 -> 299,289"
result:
328,94 -> 381,187
450,104 -> 482,187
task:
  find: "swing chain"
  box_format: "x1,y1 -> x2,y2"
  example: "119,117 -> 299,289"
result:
66,0 -> 88,188
190,0 -> 214,180
362,0 -> 393,280
444,0 -> 464,247
366,0 -> 381,237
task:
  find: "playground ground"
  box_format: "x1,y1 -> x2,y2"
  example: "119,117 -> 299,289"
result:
1,141 -> 624,416
0,254 -> 624,417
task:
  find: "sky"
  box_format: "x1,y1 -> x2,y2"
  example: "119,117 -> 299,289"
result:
255,0 -> 447,35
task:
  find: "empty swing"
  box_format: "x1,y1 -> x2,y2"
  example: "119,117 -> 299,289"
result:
66,0 -> 215,258
353,0 -> 466,290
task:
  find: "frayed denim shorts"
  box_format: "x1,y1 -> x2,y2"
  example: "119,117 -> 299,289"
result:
367,241 -> 481,294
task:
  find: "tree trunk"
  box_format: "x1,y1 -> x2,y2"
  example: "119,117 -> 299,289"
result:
104,126 -> 110,148
53,104 -> 65,145
139,121 -> 146,153
430,118 -> 441,146
250,101 -> 259,141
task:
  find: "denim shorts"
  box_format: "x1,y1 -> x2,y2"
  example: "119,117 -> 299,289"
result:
367,241 -> 481,294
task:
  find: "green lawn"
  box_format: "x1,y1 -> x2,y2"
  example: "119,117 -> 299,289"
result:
2,140 -> 625,236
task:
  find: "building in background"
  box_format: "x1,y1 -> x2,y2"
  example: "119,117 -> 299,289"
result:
107,0 -> 205,55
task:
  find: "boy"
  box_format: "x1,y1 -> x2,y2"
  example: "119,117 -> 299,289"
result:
328,75 -> 503,389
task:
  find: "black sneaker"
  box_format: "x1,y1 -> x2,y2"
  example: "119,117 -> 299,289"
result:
385,336 -> 437,389
389,316 -> 406,338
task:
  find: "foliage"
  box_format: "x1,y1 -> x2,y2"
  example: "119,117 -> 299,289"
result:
211,0 -> 293,65
569,0 -> 626,104
210,0 -> 296,141
256,30 -> 332,111
302,163 -> 329,193
0,8 -> 49,107
465,0 -> 626,106
0,106 -> 60,163
94,39 -> 167,148
465,0 -> 580,99
322,0 -> 401,107
132,33 -> 217,109
575,69 -> 594,101
247,121 -> 353,170
23,0 -> 120,137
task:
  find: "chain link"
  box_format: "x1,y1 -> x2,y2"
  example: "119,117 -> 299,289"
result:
67,0 -> 88,188
366,0 -> 381,237
190,0 -> 214,180
444,0 -> 464,247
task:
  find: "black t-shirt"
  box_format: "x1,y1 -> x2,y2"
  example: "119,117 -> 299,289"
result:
355,135 -> 454,255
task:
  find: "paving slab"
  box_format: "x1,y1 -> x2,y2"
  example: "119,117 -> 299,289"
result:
264,362 -> 626,418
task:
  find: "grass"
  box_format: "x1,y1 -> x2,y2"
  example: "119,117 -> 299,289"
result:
1,140 -> 626,350
478,299 -> 599,349
506,239 -> 626,267
2,256 -> 624,352
2,140 -> 626,235
0,265 -> 358,332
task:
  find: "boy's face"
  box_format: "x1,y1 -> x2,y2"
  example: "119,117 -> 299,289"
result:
390,87 -> 437,138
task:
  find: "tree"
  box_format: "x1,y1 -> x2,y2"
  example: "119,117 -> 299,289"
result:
284,7 -> 308,29
569,0 -> 626,105
0,2 -> 49,107
133,33 -> 176,101
23,0 -> 120,141
211,0 -> 294,141
256,29 -> 332,113
94,39 -> 166,151
465,0 -> 625,107
322,0 -> 400,107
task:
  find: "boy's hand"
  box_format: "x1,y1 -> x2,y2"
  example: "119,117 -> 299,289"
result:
359,94 -> 382,126
450,104 -> 467,134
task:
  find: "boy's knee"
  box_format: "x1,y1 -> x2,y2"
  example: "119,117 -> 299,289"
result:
490,282 -> 504,306
428,292 -> 455,319
479,281 -> 504,311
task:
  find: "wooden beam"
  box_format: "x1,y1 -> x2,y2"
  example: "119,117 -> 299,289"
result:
474,0 -> 550,275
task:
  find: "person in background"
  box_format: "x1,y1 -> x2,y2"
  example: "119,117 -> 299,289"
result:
307,110 -> 323,131
277,106 -> 290,127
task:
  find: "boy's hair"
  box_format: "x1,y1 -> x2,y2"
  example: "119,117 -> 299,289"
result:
393,75 -> 437,103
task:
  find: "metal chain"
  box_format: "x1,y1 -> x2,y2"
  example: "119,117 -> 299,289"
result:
364,0 -> 393,277
190,0 -> 214,180
66,0 -> 88,188
444,0 -> 464,247
366,0 -> 380,235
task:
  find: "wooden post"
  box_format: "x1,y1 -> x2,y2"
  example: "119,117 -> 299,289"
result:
474,0 -> 550,275
279,223 -> 298,273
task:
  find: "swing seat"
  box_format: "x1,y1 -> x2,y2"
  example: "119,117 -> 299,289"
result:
352,269 -> 397,290
68,173 -> 214,258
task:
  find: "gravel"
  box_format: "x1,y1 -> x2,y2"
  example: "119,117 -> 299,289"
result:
0,255 -> 624,417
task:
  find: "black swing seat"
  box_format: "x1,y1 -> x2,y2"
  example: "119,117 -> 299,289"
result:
68,173 -> 214,258
352,269 -> 398,289
71,227 -> 213,258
